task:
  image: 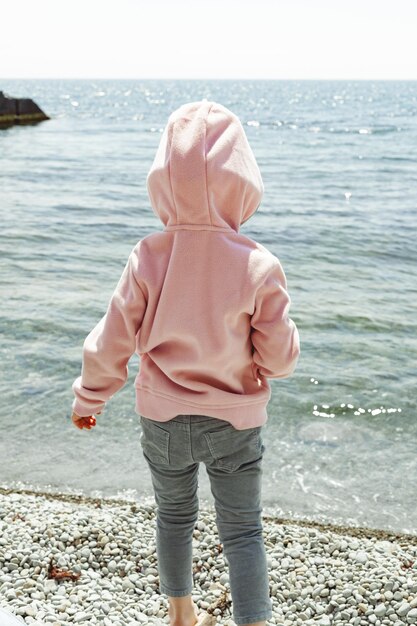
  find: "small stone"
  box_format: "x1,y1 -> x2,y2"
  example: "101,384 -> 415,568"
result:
1,575 -> 12,583
24,606 -> 36,617
108,560 -> 117,573
128,573 -> 140,583
374,603 -> 387,617
398,603 -> 411,617
102,590 -> 113,601
354,550 -> 368,564
74,612 -> 92,623
44,579 -> 56,592
122,579 -> 135,590
123,561 -> 134,573
288,548 -> 301,559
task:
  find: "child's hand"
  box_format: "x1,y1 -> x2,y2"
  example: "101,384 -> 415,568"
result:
71,411 -> 100,430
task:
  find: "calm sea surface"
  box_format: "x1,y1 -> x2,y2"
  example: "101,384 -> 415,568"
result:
1,79 -> 416,534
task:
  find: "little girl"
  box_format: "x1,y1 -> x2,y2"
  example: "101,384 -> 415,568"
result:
71,100 -> 300,626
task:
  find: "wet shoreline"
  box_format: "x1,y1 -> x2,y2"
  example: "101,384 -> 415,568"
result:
1,486 -> 416,545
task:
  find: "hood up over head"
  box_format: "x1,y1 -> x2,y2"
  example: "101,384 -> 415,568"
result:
146,100 -> 264,232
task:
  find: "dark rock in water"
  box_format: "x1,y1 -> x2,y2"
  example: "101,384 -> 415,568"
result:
0,90 -> 50,127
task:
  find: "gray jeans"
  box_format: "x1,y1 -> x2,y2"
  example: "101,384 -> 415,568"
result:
139,413 -> 273,625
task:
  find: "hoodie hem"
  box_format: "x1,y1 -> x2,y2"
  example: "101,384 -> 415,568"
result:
134,383 -> 270,407
134,385 -> 271,430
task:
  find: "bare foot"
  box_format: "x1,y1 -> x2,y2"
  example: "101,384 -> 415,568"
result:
168,599 -> 200,626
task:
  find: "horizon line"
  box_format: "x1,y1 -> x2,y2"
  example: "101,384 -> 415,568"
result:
2,76 -> 417,82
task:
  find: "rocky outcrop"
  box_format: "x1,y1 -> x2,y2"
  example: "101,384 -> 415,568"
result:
0,90 -> 50,126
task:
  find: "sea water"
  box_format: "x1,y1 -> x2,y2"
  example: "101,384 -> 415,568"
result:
1,78 -> 416,534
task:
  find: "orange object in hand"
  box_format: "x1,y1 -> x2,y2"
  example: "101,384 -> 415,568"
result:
71,411 -> 100,430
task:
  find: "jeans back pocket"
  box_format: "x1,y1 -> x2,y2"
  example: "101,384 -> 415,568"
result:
140,416 -> 170,465
204,425 -> 263,472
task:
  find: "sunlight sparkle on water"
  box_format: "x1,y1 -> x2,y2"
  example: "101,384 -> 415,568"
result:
311,402 -> 402,418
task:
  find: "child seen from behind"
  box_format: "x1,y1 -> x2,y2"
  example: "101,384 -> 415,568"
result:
72,100 -> 300,626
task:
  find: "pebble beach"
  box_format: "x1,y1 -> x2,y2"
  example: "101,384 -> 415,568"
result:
1,488 -> 417,626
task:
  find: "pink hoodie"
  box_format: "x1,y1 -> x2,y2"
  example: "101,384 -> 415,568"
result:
72,100 -> 300,430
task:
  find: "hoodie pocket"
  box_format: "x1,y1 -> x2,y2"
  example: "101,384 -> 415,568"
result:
204,425 -> 263,472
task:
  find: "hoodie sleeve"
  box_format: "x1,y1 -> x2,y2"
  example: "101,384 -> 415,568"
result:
250,257 -> 300,379
71,246 -> 147,417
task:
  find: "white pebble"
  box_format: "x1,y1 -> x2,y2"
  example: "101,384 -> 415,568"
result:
374,603 -> 387,617
398,602 -> 411,616
73,611 -> 92,622
354,550 -> 369,563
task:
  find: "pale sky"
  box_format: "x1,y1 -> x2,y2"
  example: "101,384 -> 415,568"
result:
1,0 -> 417,80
